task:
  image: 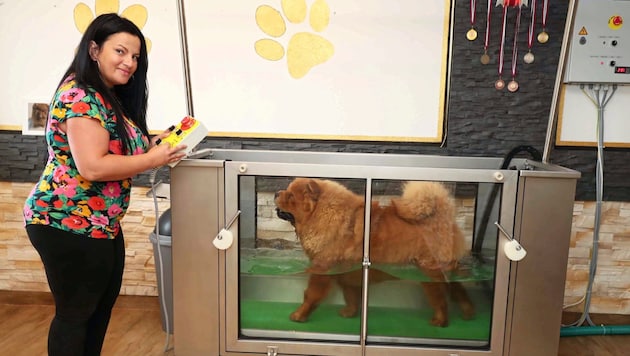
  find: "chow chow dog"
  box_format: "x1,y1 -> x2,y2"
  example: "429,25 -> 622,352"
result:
274,178 -> 474,327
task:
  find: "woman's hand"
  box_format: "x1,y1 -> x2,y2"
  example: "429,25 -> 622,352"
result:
148,141 -> 188,167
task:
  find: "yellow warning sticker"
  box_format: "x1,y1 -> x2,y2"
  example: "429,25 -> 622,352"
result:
578,27 -> 588,35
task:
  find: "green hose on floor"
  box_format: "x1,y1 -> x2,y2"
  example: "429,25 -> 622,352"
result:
560,325 -> 630,337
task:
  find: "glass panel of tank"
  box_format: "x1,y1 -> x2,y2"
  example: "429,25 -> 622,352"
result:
364,179 -> 497,349
238,175 -> 499,348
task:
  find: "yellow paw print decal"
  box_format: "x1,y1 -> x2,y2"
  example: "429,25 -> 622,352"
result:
255,0 -> 334,79
73,0 -> 152,52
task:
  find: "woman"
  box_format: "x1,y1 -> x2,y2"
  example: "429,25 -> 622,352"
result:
23,13 -> 186,356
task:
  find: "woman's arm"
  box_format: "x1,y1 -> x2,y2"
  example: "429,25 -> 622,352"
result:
65,117 -> 186,181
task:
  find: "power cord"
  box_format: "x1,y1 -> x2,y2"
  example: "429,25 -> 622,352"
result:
149,167 -> 173,354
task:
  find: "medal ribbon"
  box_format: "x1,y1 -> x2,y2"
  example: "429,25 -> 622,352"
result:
527,0 -> 537,51
511,5 -> 523,80
470,0 -> 476,28
498,4 -> 509,78
484,0 -> 492,52
541,0 -> 549,30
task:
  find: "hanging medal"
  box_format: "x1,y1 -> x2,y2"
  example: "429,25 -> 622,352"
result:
481,0 -> 492,64
495,2 -> 510,90
537,0 -> 549,43
524,0 -> 536,63
467,0 -> 478,41
508,4 -> 523,92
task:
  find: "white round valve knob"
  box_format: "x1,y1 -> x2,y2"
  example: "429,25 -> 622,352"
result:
213,229 -> 234,250
504,239 -> 527,261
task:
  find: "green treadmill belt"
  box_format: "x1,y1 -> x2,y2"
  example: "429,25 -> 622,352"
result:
240,300 -> 490,341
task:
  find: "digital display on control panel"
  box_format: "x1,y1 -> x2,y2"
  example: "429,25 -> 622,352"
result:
615,66 -> 630,74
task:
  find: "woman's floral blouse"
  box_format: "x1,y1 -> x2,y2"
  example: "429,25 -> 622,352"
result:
23,75 -> 149,239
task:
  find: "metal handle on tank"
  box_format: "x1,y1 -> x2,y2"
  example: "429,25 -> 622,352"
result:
495,222 -> 527,261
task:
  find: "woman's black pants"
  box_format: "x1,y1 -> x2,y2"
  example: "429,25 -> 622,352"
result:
26,225 -> 125,356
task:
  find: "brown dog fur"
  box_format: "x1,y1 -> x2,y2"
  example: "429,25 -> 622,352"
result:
274,178 -> 475,327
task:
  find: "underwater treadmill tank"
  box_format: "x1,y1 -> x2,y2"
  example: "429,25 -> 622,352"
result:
169,149 -> 579,356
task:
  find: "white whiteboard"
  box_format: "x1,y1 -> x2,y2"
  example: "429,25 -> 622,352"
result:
183,0 -> 449,142
1,0 -> 448,142
0,0 -> 187,133
557,84 -> 630,147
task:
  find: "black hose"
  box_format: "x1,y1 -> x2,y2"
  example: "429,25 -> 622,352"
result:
472,145 -> 542,261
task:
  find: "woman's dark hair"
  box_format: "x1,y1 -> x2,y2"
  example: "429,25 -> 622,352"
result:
60,13 -> 149,154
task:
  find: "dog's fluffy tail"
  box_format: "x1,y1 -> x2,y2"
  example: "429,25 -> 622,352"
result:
392,181 -> 467,269
391,181 -> 455,222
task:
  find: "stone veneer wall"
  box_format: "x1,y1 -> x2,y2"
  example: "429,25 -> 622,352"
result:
3,182 -> 629,314
0,182 -> 169,296
565,201 -> 630,314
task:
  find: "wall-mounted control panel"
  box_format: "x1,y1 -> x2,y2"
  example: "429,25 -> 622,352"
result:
564,0 -> 630,84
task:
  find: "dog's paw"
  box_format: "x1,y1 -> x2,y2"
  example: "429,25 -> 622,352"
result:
289,311 -> 308,322
338,306 -> 358,318
430,316 -> 449,327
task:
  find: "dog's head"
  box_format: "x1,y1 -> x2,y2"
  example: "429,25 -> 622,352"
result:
274,178 -> 322,226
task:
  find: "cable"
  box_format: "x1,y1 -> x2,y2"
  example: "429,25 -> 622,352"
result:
473,145 -> 542,262
149,167 -> 173,353
563,84 -> 617,328
562,295 -> 585,310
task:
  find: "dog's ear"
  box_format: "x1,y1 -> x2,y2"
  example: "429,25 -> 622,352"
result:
296,179 -> 320,213
304,179 -> 320,201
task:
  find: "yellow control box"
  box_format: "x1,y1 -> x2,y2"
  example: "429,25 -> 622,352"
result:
160,116 -> 208,167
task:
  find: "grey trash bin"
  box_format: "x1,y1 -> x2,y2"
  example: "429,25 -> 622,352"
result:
149,208 -> 173,334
